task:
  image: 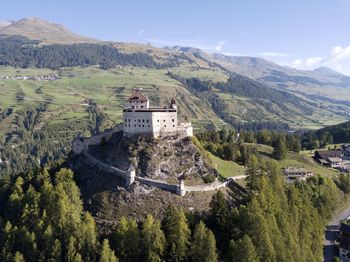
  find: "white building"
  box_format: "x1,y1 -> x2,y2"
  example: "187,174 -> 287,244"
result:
123,89 -> 193,138
283,167 -> 314,181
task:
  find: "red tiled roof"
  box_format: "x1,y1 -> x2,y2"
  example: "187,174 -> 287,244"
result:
127,90 -> 148,102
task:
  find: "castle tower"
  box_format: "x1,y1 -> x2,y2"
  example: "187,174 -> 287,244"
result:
126,88 -> 149,109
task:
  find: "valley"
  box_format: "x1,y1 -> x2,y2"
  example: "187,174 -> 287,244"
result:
0,14 -> 350,262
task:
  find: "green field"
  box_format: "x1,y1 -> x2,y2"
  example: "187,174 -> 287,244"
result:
247,142 -> 340,177
209,152 -> 246,178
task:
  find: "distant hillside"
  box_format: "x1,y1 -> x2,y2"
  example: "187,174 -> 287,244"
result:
0,17 -> 98,44
0,16 -> 349,135
315,121 -> 350,144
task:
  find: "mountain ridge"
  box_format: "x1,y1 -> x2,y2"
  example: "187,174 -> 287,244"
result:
0,17 -> 349,131
0,17 -> 99,44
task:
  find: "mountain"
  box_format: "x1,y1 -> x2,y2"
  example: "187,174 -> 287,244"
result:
313,66 -> 345,77
0,21 -> 13,29
0,17 -> 349,135
0,17 -> 99,44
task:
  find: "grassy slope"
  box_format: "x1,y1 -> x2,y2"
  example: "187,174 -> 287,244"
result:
0,66 -> 228,138
247,142 -> 339,177
0,63 -> 349,142
209,152 -> 246,178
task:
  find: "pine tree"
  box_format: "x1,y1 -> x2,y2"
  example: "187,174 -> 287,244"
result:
81,212 -> 98,261
14,251 -> 25,262
141,214 -> 165,262
100,239 -> 118,262
162,206 -> 191,262
273,136 -> 287,160
246,154 -> 260,191
112,217 -> 140,262
226,235 -> 258,262
189,221 -> 218,262
209,191 -> 229,250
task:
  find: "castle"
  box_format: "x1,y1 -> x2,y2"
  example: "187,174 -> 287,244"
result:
72,89 -> 193,154
123,88 -> 192,138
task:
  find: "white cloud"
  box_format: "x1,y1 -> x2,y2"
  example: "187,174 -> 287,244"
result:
291,59 -> 302,68
215,40 -> 226,51
259,52 -> 290,57
146,37 -> 227,53
290,45 -> 350,75
138,29 -> 144,36
305,57 -> 323,66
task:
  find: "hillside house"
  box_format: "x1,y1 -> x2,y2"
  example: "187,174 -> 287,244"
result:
283,167 -> 313,181
342,144 -> 350,156
314,150 -> 343,166
339,223 -> 350,262
327,157 -> 342,168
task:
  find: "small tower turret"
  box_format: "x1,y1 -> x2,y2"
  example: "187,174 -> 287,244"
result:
170,97 -> 177,110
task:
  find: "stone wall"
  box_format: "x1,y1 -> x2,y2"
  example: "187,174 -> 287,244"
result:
72,124 -> 123,154
135,177 -> 179,194
84,151 -> 135,187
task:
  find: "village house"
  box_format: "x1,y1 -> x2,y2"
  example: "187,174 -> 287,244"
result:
342,144 -> 350,157
339,223 -> 350,262
283,167 -> 314,181
314,150 -> 343,166
327,157 -> 343,168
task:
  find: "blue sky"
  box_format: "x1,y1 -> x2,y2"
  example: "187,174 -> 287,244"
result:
1,0 -> 350,74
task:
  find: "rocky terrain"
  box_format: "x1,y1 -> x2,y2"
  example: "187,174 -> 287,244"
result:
66,133 -> 247,232
88,132 -> 218,185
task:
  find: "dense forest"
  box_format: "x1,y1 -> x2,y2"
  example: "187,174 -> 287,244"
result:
0,35 -> 159,69
0,101 -> 108,178
0,156 -> 346,261
314,121 -> 350,144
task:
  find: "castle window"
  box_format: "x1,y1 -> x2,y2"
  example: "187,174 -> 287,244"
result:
138,119 -> 140,122
142,125 -> 144,127
157,119 -> 160,122
139,125 -> 141,127
142,119 -> 144,122
164,125 -> 166,127
163,120 -> 165,122
141,106 -> 144,108
172,119 -> 175,122
173,125 -> 175,127
129,119 -> 131,122
148,125 -> 151,127
146,120 -> 149,123
134,125 -> 136,127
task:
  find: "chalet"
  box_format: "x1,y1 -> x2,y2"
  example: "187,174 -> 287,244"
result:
314,150 -> 343,166
339,223 -> 350,262
283,167 -> 313,181
327,157 -> 343,168
342,144 -> 350,156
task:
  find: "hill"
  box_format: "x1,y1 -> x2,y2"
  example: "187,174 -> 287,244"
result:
0,17 -> 350,176
0,17 -> 98,44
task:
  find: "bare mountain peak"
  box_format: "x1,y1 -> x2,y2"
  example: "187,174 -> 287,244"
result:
313,66 -> 344,77
0,17 -> 99,44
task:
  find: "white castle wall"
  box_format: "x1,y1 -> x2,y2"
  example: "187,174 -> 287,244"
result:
152,111 -> 177,137
123,111 -> 154,136
128,100 -> 149,109
123,110 -> 178,138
